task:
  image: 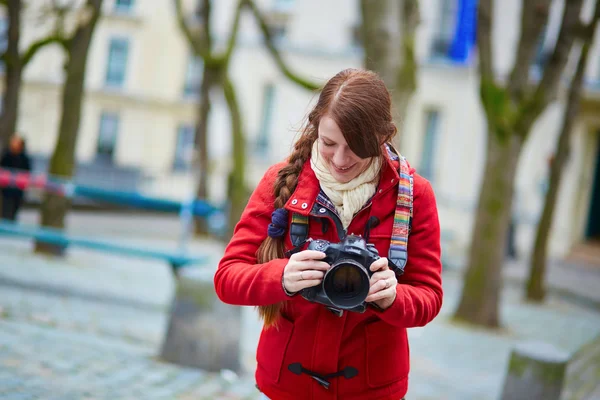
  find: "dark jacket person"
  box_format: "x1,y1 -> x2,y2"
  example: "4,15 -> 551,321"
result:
1,135 -> 31,221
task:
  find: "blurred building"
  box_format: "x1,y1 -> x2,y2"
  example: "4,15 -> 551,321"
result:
1,0 -> 600,261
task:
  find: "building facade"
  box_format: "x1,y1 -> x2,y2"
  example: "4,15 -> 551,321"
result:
2,0 -> 600,261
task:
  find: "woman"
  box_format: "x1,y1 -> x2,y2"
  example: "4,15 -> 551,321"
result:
215,69 -> 442,400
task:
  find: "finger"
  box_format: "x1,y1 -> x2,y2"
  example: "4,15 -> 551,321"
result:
369,257 -> 389,272
296,261 -> 331,271
368,276 -> 397,296
369,270 -> 395,285
366,287 -> 396,303
298,270 -> 325,281
368,278 -> 389,296
291,279 -> 322,292
291,250 -> 327,261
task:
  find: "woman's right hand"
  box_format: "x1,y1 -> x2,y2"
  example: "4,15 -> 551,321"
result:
283,250 -> 330,294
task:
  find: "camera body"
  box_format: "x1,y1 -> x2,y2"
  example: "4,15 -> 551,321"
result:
302,235 -> 380,313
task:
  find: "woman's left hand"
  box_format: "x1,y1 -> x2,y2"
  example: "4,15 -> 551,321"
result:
365,257 -> 397,310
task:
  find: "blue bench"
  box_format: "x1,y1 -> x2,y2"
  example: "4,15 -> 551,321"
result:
0,220 -> 209,276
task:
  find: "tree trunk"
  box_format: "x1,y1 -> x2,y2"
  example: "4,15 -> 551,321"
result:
360,0 -> 397,86
193,65 -> 219,235
393,0 -> 419,149
454,130 -> 524,327
526,22 -> 596,302
0,0 -> 23,150
360,0 -> 418,149
453,0 -> 582,329
36,0 -> 103,255
222,75 -> 246,239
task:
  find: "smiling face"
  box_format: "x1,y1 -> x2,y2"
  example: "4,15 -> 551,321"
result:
317,115 -> 372,183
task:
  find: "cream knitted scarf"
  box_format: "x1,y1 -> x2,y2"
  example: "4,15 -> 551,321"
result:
310,140 -> 380,229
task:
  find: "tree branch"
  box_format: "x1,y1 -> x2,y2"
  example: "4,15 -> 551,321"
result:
199,0 -> 212,50
173,0 -> 211,60
21,35 -> 65,66
477,0 -> 494,84
222,0 -> 244,63
243,0 -> 321,91
507,0 -> 552,102
528,0 -> 584,113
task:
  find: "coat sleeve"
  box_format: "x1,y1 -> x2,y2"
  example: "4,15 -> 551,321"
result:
214,163 -> 291,306
372,175 -> 443,328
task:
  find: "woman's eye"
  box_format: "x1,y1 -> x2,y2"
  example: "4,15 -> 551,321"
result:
322,141 -> 334,147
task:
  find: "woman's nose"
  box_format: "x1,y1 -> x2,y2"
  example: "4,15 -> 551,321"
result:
333,148 -> 351,165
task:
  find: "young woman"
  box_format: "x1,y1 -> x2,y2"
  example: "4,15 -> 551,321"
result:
215,68 -> 443,400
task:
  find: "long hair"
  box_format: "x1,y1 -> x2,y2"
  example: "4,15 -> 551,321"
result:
256,68 -> 397,327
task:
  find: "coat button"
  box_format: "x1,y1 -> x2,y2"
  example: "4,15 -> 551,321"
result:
291,199 -> 298,205
391,179 -> 395,183
319,208 -> 326,213
379,189 -> 383,193
301,202 -> 308,209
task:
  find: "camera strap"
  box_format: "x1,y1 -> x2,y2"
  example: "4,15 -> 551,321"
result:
388,155 -> 413,276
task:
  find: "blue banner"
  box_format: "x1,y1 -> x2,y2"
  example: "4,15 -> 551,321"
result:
449,0 -> 478,63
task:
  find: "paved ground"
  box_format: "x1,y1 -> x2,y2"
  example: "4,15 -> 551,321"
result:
0,211 -> 599,399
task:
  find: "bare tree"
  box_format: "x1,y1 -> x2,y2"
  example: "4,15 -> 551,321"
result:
35,0 -> 103,255
526,0 -> 600,302
0,0 -> 64,150
360,0 -> 419,147
174,0 -> 320,237
174,0 -> 250,237
454,0 -> 584,327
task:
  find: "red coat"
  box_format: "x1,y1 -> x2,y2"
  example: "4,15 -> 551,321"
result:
215,152 -> 443,400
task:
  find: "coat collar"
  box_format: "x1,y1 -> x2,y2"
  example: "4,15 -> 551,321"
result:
284,143 -> 402,215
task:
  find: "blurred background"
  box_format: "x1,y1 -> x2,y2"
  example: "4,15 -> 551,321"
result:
0,0 -> 599,399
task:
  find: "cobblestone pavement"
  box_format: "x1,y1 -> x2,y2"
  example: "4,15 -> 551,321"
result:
0,319 -> 259,400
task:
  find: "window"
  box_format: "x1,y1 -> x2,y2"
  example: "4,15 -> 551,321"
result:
114,0 -> 134,13
431,0 -> 458,59
173,124 -> 195,170
96,112 -> 120,162
183,54 -> 203,97
420,110 -> 440,182
256,84 -> 276,156
105,37 -> 129,88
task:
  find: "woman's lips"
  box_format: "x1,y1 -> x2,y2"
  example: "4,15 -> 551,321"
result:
331,162 -> 355,173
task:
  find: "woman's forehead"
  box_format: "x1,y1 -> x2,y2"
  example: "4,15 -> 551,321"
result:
318,116 -> 347,143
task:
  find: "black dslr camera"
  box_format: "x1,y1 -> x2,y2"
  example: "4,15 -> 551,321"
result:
302,235 -> 380,313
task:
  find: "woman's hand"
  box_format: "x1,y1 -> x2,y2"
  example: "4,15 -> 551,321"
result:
365,257 -> 397,310
283,250 -> 330,294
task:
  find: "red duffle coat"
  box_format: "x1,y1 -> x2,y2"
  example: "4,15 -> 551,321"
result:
215,151 -> 443,400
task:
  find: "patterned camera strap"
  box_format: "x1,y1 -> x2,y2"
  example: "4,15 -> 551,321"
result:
388,155 -> 413,274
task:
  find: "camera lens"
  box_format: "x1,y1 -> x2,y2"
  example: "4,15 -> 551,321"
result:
323,259 -> 370,309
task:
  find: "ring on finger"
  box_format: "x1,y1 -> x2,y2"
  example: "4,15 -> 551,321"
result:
300,271 -> 304,281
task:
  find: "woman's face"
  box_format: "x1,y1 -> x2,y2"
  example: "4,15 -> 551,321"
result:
317,115 -> 371,183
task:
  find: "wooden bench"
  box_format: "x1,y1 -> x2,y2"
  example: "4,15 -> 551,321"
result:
0,220 -> 208,276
